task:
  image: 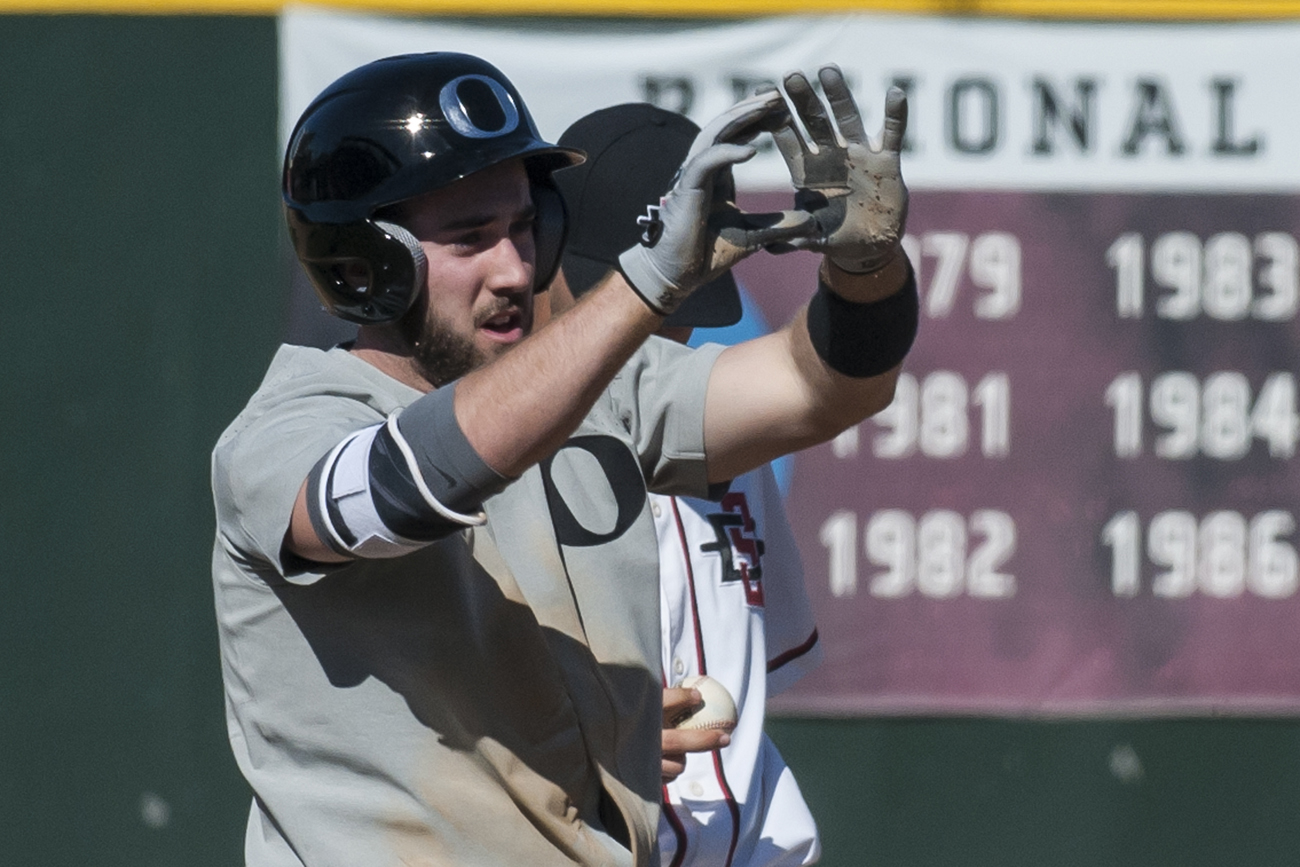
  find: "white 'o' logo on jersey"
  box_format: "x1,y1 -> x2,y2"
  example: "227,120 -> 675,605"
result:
438,75 -> 521,140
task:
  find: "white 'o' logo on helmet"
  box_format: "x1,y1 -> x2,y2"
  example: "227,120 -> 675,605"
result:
438,75 -> 521,140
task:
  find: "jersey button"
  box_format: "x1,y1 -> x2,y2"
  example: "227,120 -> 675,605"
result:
673,658 -> 686,676
651,501 -> 662,518
690,782 -> 705,798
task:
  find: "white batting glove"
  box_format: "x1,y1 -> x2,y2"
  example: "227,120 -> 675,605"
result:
618,92 -> 816,316
771,65 -> 910,274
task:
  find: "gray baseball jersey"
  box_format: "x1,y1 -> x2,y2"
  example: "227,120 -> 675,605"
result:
211,337 -> 723,867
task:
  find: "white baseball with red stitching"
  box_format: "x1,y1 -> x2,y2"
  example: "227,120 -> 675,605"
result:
675,675 -> 738,733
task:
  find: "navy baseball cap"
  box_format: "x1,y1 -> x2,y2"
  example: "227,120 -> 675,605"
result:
554,103 -> 742,328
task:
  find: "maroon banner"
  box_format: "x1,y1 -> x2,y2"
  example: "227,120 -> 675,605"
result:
736,191 -> 1300,715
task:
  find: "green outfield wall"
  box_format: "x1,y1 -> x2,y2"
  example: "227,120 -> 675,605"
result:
0,16 -> 279,864
2,15 -> 1299,866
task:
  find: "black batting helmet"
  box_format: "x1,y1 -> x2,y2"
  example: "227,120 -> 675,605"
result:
283,52 -> 584,324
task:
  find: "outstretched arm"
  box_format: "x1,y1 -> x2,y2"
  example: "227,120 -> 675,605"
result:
702,68 -> 918,483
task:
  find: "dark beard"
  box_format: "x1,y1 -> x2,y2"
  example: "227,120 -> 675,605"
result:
396,307 -> 485,389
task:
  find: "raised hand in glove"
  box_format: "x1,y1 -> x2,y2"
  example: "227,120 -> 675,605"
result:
771,65 -> 909,274
618,90 -> 816,317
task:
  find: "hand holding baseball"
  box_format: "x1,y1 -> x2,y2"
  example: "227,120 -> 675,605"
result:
661,680 -> 734,783
672,675 -> 738,732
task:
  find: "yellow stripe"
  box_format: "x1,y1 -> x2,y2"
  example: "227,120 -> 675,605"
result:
3,0 -> 1300,17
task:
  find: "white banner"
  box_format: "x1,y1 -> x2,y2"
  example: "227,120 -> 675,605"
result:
281,6 -> 1300,192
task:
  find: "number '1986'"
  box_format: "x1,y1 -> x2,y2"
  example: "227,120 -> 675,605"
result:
1102,510 -> 1297,598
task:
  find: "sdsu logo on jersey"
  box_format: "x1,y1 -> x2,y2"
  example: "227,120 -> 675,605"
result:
700,492 -> 765,606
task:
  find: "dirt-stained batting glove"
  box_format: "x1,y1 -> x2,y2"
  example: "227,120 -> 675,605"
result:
771,66 -> 909,274
618,91 -> 816,316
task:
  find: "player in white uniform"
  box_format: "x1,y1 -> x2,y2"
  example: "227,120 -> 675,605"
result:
652,474 -> 822,867
551,103 -> 824,867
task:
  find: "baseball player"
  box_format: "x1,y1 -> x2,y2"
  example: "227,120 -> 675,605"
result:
212,51 -> 915,867
552,104 -> 824,867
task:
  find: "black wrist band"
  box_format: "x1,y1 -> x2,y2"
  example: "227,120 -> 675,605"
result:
806,264 -> 919,378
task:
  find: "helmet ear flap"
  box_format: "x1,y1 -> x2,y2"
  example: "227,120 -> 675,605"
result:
374,219 -> 429,294
287,209 -> 428,325
528,169 -> 569,293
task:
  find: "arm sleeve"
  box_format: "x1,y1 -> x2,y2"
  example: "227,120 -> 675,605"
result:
609,337 -> 726,499
213,390 -> 383,585
392,380 -> 510,512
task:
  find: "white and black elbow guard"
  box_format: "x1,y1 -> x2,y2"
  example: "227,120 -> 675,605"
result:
304,384 -> 508,559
